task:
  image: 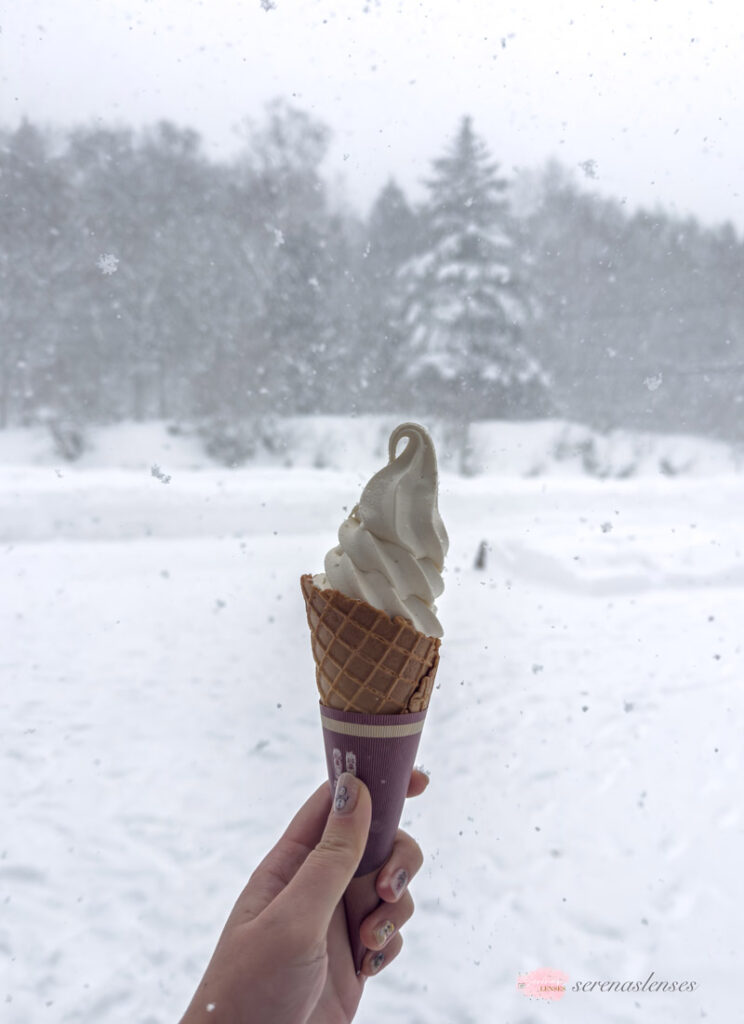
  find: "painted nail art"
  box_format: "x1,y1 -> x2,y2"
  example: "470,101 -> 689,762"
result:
369,951 -> 385,974
373,920 -> 395,947
391,868 -> 408,897
333,772 -> 359,814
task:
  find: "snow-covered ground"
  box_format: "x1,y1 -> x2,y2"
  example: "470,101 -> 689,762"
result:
0,416 -> 741,478
1,421 -> 742,1023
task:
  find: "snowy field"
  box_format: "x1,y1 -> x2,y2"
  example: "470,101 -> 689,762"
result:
1,421 -> 743,1023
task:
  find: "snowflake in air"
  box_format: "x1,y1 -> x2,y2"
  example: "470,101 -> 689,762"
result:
96,253 -> 119,275
578,159 -> 598,180
151,464 -> 172,484
644,373 -> 663,392
260,0 -> 277,10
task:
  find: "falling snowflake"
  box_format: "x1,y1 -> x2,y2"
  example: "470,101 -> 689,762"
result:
644,373 -> 663,392
578,159 -> 598,180
96,253 -> 119,275
151,464 -> 172,484
265,224 -> 284,247
259,0 -> 276,10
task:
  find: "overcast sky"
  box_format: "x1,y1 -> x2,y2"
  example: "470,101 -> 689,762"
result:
2,0 -> 743,227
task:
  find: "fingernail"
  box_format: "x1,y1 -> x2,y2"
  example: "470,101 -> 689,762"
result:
369,951 -> 385,974
373,920 -> 395,948
391,868 -> 408,898
333,772 -> 359,815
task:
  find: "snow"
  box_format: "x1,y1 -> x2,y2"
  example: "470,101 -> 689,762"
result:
1,417 -> 739,490
1,419 -> 742,1022
96,253 -> 120,276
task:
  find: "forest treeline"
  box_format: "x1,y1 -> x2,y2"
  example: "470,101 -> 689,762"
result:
1,100 -> 742,460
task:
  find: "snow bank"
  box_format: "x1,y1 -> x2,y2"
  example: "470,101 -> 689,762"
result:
0,417 -> 740,477
0,422 -> 208,471
461,419 -> 742,477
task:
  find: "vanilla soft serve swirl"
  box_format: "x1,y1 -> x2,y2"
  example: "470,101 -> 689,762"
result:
314,422 -> 448,637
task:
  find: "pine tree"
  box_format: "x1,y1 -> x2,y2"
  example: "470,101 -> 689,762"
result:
356,179 -> 421,409
236,100 -> 339,416
399,117 -> 549,418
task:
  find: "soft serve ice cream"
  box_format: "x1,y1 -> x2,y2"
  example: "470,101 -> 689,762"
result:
313,422 -> 448,637
302,422 -> 448,971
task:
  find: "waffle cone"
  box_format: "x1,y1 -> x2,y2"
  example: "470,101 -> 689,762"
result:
301,574 -> 440,714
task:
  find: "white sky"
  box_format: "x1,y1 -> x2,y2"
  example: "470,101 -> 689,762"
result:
1,0 -> 743,226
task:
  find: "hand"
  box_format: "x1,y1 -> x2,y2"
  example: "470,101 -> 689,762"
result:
180,769 -> 428,1024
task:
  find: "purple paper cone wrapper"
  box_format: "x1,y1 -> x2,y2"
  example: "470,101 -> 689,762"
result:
320,703 -> 428,877
320,703 -> 428,972
341,870 -> 380,975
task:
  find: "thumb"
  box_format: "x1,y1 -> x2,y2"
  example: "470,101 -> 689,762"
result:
276,773 -> 372,938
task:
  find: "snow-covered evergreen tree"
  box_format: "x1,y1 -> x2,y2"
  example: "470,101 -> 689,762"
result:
355,179 -> 421,409
399,116 -> 549,417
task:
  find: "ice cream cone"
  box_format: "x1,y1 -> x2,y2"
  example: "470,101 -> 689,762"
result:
300,574 -> 441,714
301,420 -> 446,970
301,573 -> 441,971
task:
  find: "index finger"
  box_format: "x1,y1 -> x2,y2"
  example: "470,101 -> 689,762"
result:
406,768 -> 430,799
